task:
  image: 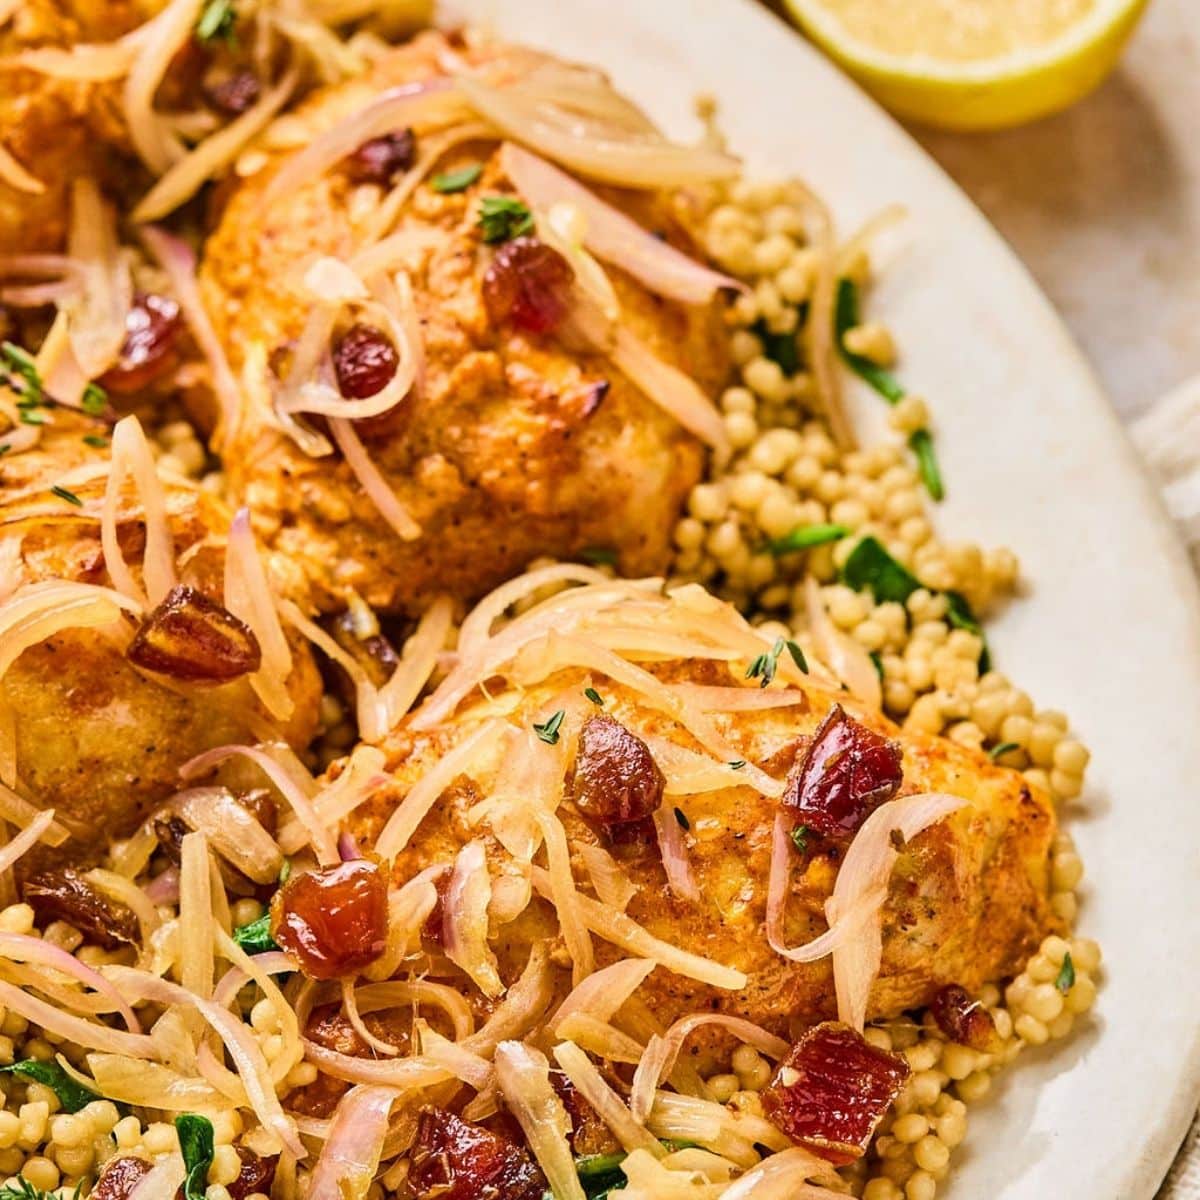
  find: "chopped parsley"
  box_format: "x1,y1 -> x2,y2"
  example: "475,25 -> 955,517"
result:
50,484 -> 82,507
584,687 -> 604,706
0,341 -> 42,403
751,319 -> 801,376
834,278 -> 944,500
81,382 -> 107,415
175,1114 -> 215,1200
1055,951 -> 1076,995
18,409 -> 45,426
478,195 -> 534,243
674,806 -> 690,831
278,857 -> 292,884
727,760 -> 746,770
841,536 -> 991,672
746,637 -> 806,687
533,709 -> 566,745
83,434 -> 109,448
579,545 -> 617,567
195,0 -> 237,43
0,444 -> 10,456
988,741 -> 1020,760
790,824 -> 810,855
232,912 -> 277,955
869,650 -> 884,680
0,1060 -> 98,1113
764,523 -> 848,556
431,163 -> 483,193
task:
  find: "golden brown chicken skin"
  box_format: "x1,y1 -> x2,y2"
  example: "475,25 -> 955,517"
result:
199,35 -> 726,616
343,659 -> 1058,1051
0,0 -> 138,253
0,411 -> 321,858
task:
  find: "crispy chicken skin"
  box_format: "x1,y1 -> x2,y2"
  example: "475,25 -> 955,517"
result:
0,0 -> 138,253
344,660 -> 1058,1046
0,413 -> 321,856
199,35 -> 726,615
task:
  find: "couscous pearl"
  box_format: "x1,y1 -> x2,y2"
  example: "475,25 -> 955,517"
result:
706,1074 -> 739,1103
1052,853 -> 1084,891
913,1134 -> 950,1173
1065,976 -> 1098,1014
956,1071 -> 992,1103
21,1157 -> 59,1191
1014,1014 -> 1049,1046
892,1114 -> 929,1144
1070,938 -> 1102,973
725,411 -> 759,449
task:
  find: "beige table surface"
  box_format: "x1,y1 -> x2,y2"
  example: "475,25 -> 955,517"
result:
912,0 -> 1200,424
912,3 -> 1200,1192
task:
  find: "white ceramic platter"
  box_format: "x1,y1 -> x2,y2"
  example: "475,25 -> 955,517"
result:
450,0 -> 1200,1194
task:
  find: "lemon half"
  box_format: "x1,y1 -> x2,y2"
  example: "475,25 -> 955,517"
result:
782,0 -> 1151,130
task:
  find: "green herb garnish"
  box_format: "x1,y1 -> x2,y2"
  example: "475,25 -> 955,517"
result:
533,709 -> 566,745
278,858 -> 292,885
0,444 -> 10,456
0,341 -> 42,403
0,1178 -> 81,1200
674,807 -> 690,831
869,650 -> 884,680
0,1060 -> 98,1113
988,741 -> 1020,761
81,382 -> 107,416
751,319 -> 801,376
232,913 -> 277,955
790,824 -> 810,855
83,434 -> 109,448
478,195 -> 534,243
431,163 -> 483,193
579,546 -> 617,567
576,1153 -> 626,1180
784,638 -> 808,674
1055,951 -> 1076,995
746,638 -> 782,688
18,409 -> 45,426
908,427 -> 944,502
728,760 -> 746,770
841,535 -> 921,605
834,278 -> 943,500
175,1114 -> 215,1200
841,536 -> 991,671
764,523 -> 848,556
584,687 -> 604,706
50,484 -> 82,507
195,0 -> 237,42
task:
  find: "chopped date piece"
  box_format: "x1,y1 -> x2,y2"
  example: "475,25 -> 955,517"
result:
152,814 -> 189,864
607,814 -> 657,847
270,859 -> 387,979
781,704 -> 903,837
226,1147 -> 277,1200
238,787 -> 277,836
127,584 -> 261,683
481,236 -> 573,335
344,129 -> 416,184
333,323 -> 398,400
91,1155 -> 152,1200
409,1108 -> 546,1200
573,715 -> 665,831
22,868 -> 139,949
204,69 -> 261,115
929,984 -> 1002,1052
99,293 -> 182,395
762,1021 -> 909,1165
550,1069 -> 620,1157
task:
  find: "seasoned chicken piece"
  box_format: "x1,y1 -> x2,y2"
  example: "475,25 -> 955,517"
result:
0,0 -> 138,253
199,34 -> 726,615
0,410 -> 321,858
343,657 -> 1058,1047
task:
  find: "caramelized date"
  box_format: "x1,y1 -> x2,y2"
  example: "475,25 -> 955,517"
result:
226,1147 -> 277,1200
550,1069 -> 620,1157
100,293 -> 182,395
271,859 -> 387,979
573,715 -> 664,830
333,323 -> 398,400
22,869 -> 138,949
127,584 -> 261,683
781,705 -> 903,837
91,1156 -> 152,1200
344,129 -> 415,184
482,237 -> 573,335
409,1109 -> 545,1200
762,1022 -> 909,1165
929,984 -> 1002,1052
204,70 -> 261,115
